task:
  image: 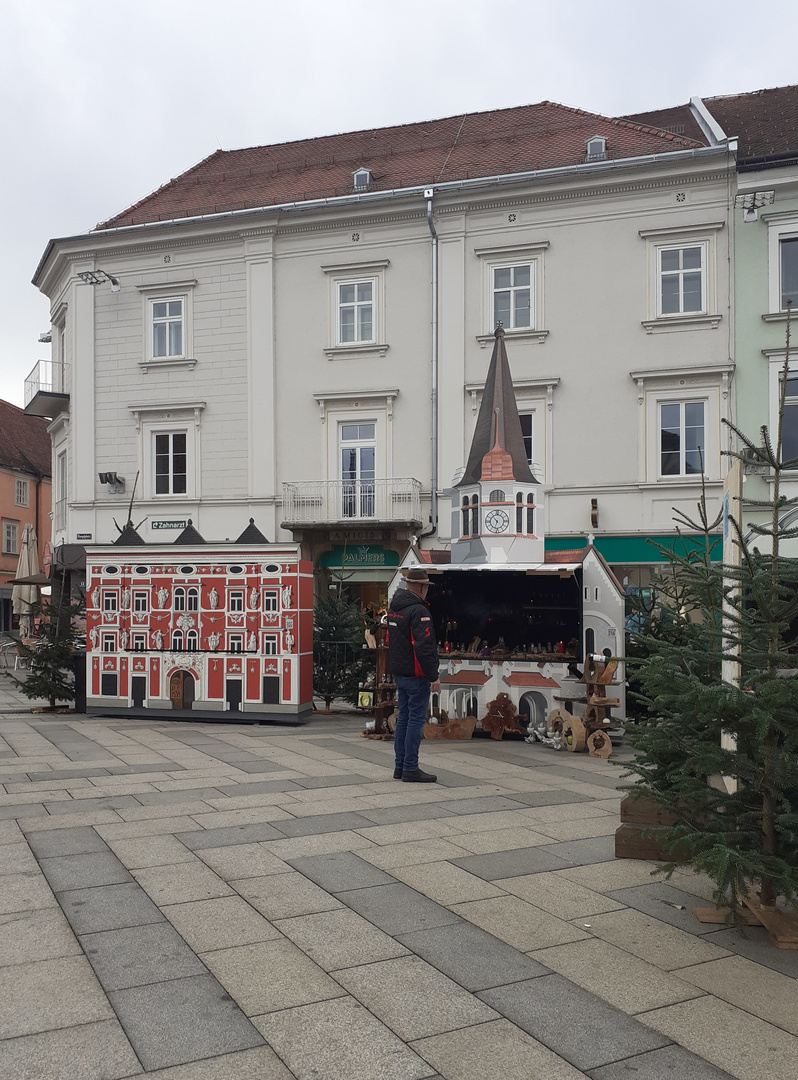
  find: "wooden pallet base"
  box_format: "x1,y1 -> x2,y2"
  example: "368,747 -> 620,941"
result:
694,893 -> 798,947
694,906 -> 761,926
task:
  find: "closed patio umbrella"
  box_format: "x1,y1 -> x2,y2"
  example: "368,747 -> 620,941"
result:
11,524 -> 39,638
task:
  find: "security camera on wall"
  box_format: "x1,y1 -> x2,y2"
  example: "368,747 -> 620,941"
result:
98,472 -> 126,493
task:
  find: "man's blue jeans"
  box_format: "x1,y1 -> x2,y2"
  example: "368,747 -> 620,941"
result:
394,675 -> 430,773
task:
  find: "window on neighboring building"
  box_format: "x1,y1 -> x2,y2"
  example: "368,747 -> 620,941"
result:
519,414 -> 533,465
263,591 -> 278,612
781,237 -> 798,311
338,281 -> 374,344
186,629 -> 199,650
660,401 -> 706,476
133,592 -> 148,612
154,432 -> 187,495
151,298 -> 184,358
15,479 -> 28,507
172,629 -> 184,651
263,635 -> 278,654
132,633 -> 146,651
229,591 -> 244,612
103,591 -> 118,612
187,588 -> 199,612
102,634 -> 115,652
174,587 -> 186,611
229,633 -> 244,653
2,520 -> 18,555
493,264 -> 532,330
780,374 -> 798,464
659,245 -> 705,315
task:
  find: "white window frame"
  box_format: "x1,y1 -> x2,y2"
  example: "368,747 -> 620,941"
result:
102,633 -> 116,653
263,590 -> 279,613
54,449 -> 67,533
103,590 -> 119,613
229,591 -> 244,613
640,223 -> 723,331
132,633 -> 147,652
658,400 -> 707,478
767,353 -> 798,470
476,243 -> 549,345
656,242 -> 707,317
228,633 -> 244,653
136,280 -> 197,372
15,479 -> 29,507
317,394 -> 393,487
322,260 -> 389,359
263,634 -> 278,655
129,402 -> 204,501
2,520 -> 18,555
631,364 -> 731,484
133,591 -> 148,613
766,217 -> 798,315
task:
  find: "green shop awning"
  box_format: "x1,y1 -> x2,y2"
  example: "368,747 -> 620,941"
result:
319,545 -> 400,569
545,534 -> 722,564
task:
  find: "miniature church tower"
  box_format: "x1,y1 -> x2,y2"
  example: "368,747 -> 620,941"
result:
450,325 -> 544,564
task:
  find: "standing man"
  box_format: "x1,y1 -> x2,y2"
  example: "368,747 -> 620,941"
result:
387,567 -> 441,782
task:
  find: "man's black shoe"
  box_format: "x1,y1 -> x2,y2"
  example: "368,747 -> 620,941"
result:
393,768 -> 403,780
402,768 -> 437,783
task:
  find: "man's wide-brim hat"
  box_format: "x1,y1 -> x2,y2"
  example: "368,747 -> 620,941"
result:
401,567 -> 434,585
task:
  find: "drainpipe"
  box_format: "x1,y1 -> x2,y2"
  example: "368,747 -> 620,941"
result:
419,188 -> 438,541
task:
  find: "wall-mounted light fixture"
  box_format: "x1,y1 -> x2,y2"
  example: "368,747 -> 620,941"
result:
78,269 -> 121,291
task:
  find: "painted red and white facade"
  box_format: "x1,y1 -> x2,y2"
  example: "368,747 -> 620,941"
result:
85,542 -> 313,718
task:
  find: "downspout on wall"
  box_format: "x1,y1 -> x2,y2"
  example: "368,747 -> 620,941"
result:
423,189 -> 438,540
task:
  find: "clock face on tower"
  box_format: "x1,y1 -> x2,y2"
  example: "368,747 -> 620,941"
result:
485,509 -> 509,533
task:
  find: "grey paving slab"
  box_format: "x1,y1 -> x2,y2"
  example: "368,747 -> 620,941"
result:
436,795 -> 528,814
701,924 -> 798,979
537,834 -> 618,867
336,882 -> 462,935
410,1018 -> 587,1080
162,896 -> 283,953
0,802 -> 46,819
479,974 -> 670,1071
549,765 -> 624,789
59,882 -> 165,934
0,907 -> 82,966
201,938 -> 347,1014
253,995 -> 433,1080
213,779 -> 303,796
274,810 -> 376,836
107,762 -> 186,774
290,773 -> 372,789
356,803 -> 458,825
605,880 -> 723,936
588,1044 -> 736,1079
0,1019 -> 142,1080
107,834 -> 196,870
135,1046 -> 296,1079
232,870 -> 343,919
397,920 -> 550,992
0,871 -> 59,915
450,846 -> 569,880
0,841 -> 38,874
0,954 -> 114,1039
175,821 -> 287,850
43,794 -> 143,815
132,861 -> 232,904
222,760 -> 295,774
26,768 -> 112,781
38,850 -> 133,891
24,825 -> 110,858
131,787 -> 228,805
509,789 -> 594,807
108,973 -> 264,1071
275,907 -> 409,970
335,954 -> 498,1040
81,921 -> 207,990
195,842 -> 291,880
287,850 -> 396,892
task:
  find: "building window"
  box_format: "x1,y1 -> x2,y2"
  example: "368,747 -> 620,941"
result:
488,489 -> 505,503
154,432 -> 187,496
263,591 -> 278,612
15,479 -> 28,507
186,629 -> 199,650
780,373 -> 798,464
132,633 -> 146,651
471,495 -> 479,537
2,520 -> 18,555
263,635 -> 278,654
102,634 -> 115,652
151,298 -> 184,358
527,494 -> 534,534
780,237 -> 798,311
229,633 -> 244,653
658,245 -> 705,316
493,264 -> 533,330
187,588 -> 199,611
103,591 -> 118,612
660,401 -> 705,476
462,497 -> 470,538
338,281 -> 374,344
353,168 -> 373,190
340,423 -> 376,518
54,450 -> 67,532
174,587 -> 186,611
585,135 -> 607,161
229,591 -> 244,612
133,591 -> 148,613
172,629 -> 184,651
519,414 -> 533,465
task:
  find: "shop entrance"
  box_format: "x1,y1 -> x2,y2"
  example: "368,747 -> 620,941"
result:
169,671 -> 195,710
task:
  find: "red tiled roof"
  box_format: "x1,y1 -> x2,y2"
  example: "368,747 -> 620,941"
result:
623,104 -> 707,146
703,85 -> 798,162
440,670 -> 492,685
0,400 -> 52,477
415,548 -> 451,565
502,673 -> 559,687
96,102 -> 705,230
544,549 -> 587,564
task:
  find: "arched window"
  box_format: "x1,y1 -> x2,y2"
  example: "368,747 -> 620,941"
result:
516,492 -> 523,533
187,588 -> 199,612
172,629 -> 184,651
527,494 -> 535,534
186,629 -> 199,651
489,489 -> 505,503
462,496 -> 470,538
585,627 -> 595,657
471,495 -> 479,536
174,587 -> 186,611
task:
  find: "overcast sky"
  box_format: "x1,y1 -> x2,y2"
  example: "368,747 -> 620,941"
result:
2,0 -> 797,406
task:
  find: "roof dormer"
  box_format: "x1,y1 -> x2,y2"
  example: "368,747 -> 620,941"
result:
585,135 -> 608,162
352,167 -> 373,190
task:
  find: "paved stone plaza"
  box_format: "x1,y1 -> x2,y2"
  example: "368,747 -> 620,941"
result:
0,673 -> 796,1080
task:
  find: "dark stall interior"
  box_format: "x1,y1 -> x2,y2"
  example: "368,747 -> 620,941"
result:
428,569 -> 582,660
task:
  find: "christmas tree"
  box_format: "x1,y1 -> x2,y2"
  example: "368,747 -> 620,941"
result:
19,574 -> 84,710
313,588 -> 368,710
626,306 -> 798,924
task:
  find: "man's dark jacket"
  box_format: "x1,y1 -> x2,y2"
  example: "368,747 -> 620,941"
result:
387,588 -> 440,681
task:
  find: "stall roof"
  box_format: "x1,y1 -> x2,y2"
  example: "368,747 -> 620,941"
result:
503,673 -> 560,688
440,671 -> 493,685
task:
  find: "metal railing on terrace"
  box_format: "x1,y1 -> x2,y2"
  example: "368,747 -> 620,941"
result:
282,478 -> 422,526
24,360 -> 70,416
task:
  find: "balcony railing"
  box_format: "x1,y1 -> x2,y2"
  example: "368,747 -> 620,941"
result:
24,361 -> 70,417
282,478 -> 422,526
